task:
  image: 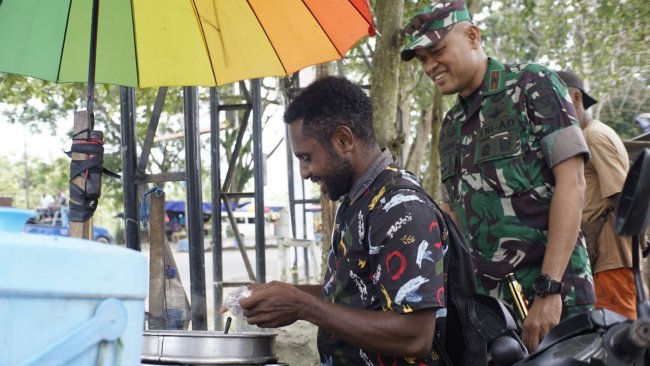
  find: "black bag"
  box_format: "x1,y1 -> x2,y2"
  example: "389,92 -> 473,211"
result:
386,178 -> 487,366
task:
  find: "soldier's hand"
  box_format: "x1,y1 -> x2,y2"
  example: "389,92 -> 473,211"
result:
522,295 -> 562,351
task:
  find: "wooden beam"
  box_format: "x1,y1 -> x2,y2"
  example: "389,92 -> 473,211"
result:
148,190 -> 166,329
69,111 -> 93,240
135,172 -> 186,184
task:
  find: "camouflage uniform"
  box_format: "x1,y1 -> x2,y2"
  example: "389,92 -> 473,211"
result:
318,150 -> 446,366
439,58 -> 596,316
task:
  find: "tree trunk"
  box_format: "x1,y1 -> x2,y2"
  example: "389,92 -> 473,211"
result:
405,106 -> 433,177
370,0 -> 405,156
400,98 -> 412,166
426,88 -> 444,200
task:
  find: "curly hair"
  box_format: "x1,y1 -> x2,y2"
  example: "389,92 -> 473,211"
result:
284,76 -> 376,147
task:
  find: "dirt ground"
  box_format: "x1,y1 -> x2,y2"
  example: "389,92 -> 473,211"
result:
274,320 -> 320,366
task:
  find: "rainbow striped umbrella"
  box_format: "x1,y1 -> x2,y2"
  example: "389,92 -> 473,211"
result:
0,0 -> 375,88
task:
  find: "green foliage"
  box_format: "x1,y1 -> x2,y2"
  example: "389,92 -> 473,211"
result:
478,0 -> 650,138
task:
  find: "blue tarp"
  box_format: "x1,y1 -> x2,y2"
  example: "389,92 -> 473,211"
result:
164,200 -> 286,215
164,200 -> 216,215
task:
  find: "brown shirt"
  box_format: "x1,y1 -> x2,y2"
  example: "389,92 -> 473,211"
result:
582,119 -> 632,273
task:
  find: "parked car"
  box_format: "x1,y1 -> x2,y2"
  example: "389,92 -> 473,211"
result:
0,206 -> 113,243
0,207 -> 38,233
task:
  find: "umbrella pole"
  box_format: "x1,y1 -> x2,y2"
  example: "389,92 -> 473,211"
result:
86,0 -> 100,117
70,0 -> 100,241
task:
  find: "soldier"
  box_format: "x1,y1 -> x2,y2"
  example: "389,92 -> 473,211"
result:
401,0 -> 595,350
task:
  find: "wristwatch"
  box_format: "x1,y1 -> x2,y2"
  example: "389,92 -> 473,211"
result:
532,273 -> 563,297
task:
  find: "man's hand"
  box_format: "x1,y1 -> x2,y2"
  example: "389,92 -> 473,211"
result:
240,281 -> 310,328
522,294 -> 562,351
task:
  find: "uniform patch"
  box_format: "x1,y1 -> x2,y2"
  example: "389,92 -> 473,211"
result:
489,70 -> 501,91
474,118 -> 521,163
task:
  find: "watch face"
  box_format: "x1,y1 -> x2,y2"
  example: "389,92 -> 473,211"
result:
533,274 -> 562,296
533,274 -> 550,296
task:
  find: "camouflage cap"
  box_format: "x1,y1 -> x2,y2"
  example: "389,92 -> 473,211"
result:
401,0 -> 472,62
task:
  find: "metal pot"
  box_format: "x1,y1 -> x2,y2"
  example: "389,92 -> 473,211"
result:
142,330 -> 278,365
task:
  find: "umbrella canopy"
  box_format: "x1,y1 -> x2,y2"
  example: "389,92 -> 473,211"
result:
0,0 -> 374,88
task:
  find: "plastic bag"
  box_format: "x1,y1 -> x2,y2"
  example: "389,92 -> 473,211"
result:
224,286 -> 251,316
223,286 -> 270,333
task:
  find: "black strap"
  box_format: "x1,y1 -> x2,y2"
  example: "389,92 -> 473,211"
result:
68,183 -> 97,222
65,132 -> 120,222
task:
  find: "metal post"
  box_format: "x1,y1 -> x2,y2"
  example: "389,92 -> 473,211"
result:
183,86 -> 207,330
252,79 -> 266,283
285,124 -> 297,239
285,121 -> 300,284
137,87 -> 168,175
120,87 -> 140,250
210,87 -> 224,329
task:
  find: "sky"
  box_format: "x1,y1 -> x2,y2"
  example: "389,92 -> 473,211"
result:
0,116 -> 69,164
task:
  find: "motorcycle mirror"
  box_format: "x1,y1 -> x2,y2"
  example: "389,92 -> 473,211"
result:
615,148 -> 650,236
468,293 -> 518,341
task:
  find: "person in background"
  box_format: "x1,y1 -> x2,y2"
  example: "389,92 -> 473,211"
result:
56,189 -> 67,208
40,192 -> 54,210
558,70 -> 636,320
401,0 -> 595,350
39,191 -> 55,219
239,76 -> 448,365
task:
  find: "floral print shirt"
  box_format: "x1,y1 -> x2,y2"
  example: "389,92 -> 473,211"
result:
318,154 -> 446,366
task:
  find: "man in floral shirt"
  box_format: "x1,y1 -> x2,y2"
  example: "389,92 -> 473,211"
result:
241,76 -> 447,365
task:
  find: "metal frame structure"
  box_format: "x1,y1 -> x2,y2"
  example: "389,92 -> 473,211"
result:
119,80 -> 266,330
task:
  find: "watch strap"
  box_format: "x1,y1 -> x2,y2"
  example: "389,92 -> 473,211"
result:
548,278 -> 563,294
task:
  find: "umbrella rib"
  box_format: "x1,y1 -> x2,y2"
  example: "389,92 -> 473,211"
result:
244,0 -> 288,76
191,0 -> 218,86
130,0 -> 140,87
57,0 -> 75,82
349,0 -> 375,32
298,0 -> 344,58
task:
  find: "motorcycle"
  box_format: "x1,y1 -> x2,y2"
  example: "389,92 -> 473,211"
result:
469,148 -> 650,366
